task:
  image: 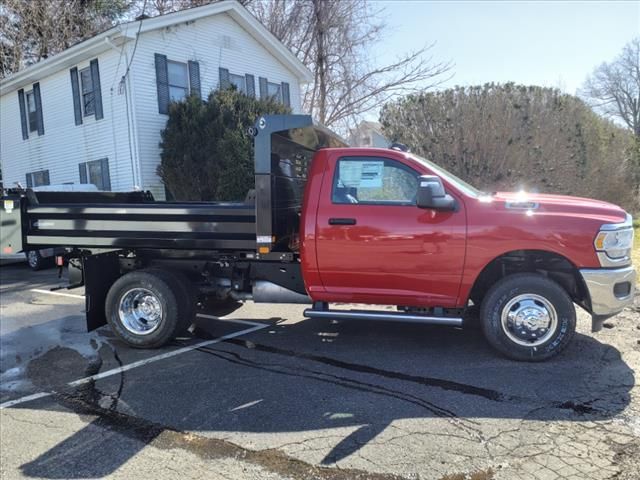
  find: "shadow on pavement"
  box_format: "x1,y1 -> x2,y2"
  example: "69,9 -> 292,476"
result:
11,313 -> 635,479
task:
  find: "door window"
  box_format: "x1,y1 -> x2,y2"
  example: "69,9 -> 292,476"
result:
332,157 -> 418,205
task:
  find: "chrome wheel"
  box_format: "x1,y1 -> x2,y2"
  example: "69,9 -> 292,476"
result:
118,288 -> 163,335
500,294 -> 558,347
27,251 -> 40,269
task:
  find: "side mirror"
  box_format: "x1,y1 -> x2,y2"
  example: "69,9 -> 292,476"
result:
416,175 -> 456,210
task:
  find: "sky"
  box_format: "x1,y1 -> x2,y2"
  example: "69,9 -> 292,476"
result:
372,0 -> 639,98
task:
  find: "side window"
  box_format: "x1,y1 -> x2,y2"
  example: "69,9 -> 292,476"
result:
70,59 -> 103,123
332,157 -> 418,205
258,77 -> 290,107
156,55 -> 201,114
18,83 -> 44,139
26,170 -> 50,188
79,158 -> 111,191
167,60 -> 189,101
79,67 -> 95,116
229,73 -> 246,93
25,91 -> 38,132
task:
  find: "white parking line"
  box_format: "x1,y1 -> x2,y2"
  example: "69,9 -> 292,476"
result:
0,321 -> 267,409
2,289 -> 269,409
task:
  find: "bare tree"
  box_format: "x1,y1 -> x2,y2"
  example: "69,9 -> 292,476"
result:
0,0 -> 128,78
582,37 -> 640,137
249,0 -> 451,131
127,0 -> 252,18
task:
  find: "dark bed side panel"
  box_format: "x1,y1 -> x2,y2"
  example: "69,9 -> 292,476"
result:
23,203 -> 257,252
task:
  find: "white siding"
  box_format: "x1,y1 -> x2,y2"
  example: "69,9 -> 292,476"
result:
0,47 -> 136,192
0,11 -> 304,199
130,12 -> 302,198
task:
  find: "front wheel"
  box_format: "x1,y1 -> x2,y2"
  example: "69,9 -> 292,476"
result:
480,273 -> 576,361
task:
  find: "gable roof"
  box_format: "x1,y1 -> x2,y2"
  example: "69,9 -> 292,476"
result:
0,0 -> 312,95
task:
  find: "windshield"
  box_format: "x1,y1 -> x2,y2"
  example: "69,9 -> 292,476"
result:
408,153 -> 483,198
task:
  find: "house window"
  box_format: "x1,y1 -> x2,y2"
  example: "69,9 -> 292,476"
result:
18,83 -> 43,139
70,60 -> 103,124
79,67 -> 96,117
26,170 -> 50,188
25,91 -> 38,132
229,73 -> 246,93
267,82 -> 282,102
79,158 -> 111,191
168,61 -> 189,101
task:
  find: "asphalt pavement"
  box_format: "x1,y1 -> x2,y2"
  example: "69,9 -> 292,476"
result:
1,263 -> 639,480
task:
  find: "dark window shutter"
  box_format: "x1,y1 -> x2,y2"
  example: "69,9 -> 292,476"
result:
188,61 -> 201,98
43,170 -> 50,185
155,53 -> 169,114
79,163 -> 88,184
281,82 -> 290,107
70,67 -> 83,125
90,59 -> 103,120
101,158 -> 111,191
26,173 -> 32,188
219,68 -> 230,90
259,77 -> 268,99
33,82 -> 45,135
245,74 -> 255,97
18,89 -> 28,140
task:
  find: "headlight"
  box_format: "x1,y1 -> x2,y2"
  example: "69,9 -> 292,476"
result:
594,214 -> 634,265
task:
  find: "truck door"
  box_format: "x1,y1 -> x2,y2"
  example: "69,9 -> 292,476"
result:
314,154 -> 466,308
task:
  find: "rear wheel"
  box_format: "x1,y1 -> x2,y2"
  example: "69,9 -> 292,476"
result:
26,250 -> 51,271
105,269 -> 193,348
480,273 -> 576,361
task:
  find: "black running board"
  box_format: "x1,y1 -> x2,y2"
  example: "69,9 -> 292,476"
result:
303,308 -> 463,327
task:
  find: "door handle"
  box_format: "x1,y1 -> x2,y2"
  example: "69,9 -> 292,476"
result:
329,218 -> 357,225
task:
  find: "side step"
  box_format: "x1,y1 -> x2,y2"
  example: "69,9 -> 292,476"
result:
303,307 -> 463,327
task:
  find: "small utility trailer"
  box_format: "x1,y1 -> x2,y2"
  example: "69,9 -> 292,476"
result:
1,115 -> 345,348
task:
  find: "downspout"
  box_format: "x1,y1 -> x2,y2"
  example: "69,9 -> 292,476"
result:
105,35 -> 142,189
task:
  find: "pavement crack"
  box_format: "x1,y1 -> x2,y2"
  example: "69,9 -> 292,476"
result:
222,338 -> 512,402
47,389 -> 409,480
194,345 -> 485,440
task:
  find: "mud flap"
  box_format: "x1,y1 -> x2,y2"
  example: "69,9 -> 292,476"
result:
84,251 -> 121,331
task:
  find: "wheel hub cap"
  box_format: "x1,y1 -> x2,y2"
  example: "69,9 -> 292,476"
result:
501,294 -> 557,347
118,288 -> 163,335
27,251 -> 38,267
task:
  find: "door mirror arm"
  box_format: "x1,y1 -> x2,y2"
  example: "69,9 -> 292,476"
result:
416,175 -> 456,211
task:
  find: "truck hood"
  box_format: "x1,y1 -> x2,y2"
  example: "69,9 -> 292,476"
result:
491,191 -> 628,224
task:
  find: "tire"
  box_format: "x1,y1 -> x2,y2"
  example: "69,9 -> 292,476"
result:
104,269 -> 193,348
25,250 -> 50,271
145,268 -> 196,335
480,273 -> 576,361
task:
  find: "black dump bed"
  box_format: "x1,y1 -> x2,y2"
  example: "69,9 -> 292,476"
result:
21,191 -> 256,251
0,115 -> 346,258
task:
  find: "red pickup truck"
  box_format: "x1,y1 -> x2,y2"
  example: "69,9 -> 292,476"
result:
1,115 -> 636,361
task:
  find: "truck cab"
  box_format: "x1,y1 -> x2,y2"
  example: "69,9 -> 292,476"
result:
300,145 -> 636,360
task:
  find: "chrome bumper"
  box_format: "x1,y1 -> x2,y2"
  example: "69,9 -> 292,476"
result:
580,266 -> 636,331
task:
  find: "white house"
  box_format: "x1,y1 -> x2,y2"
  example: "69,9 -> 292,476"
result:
0,0 -> 311,199
348,121 -> 389,148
